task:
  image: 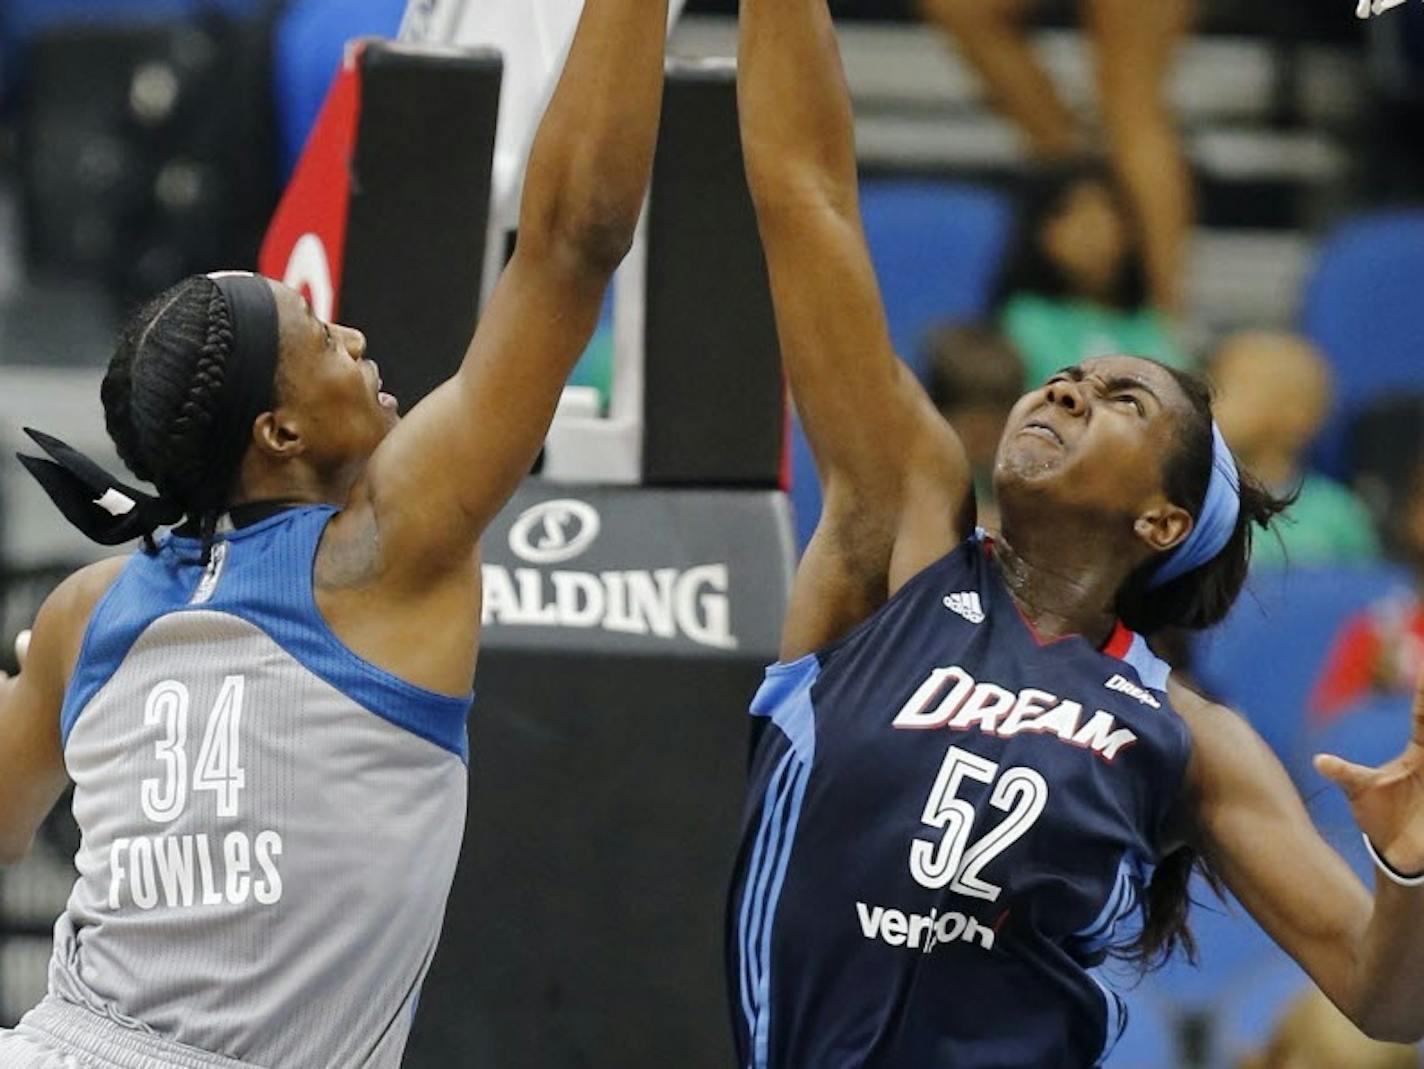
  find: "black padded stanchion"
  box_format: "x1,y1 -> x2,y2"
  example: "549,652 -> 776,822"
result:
340,45 -> 501,406
260,41 -> 500,409
641,60 -> 785,488
404,485 -> 793,1069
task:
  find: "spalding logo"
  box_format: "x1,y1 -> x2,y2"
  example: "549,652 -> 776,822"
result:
508,499 -> 602,564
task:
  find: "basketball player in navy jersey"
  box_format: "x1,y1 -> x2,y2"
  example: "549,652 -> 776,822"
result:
728,1 -> 1424,1066
0,3 -> 668,1066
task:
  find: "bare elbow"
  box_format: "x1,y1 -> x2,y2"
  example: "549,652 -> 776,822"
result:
521,203 -> 638,278
557,210 -> 639,274
1363,1020 -> 1424,1046
1350,1004 -> 1424,1045
1383,1025 -> 1424,1046
745,163 -> 853,229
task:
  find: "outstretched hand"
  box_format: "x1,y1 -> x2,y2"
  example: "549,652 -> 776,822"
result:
1315,671 -> 1424,876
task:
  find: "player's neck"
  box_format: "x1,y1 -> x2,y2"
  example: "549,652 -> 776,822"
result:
993,522 -> 1131,647
234,454 -> 358,511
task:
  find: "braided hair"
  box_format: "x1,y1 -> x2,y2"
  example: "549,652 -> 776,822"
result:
101,276 -> 244,562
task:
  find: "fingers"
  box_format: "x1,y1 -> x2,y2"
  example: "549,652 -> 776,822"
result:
15,629 -> 30,670
1314,752 -> 1380,797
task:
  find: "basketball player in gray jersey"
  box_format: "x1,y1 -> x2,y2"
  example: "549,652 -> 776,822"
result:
0,2 -> 669,1066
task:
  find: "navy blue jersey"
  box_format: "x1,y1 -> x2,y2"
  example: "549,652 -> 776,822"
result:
727,534 -> 1193,1069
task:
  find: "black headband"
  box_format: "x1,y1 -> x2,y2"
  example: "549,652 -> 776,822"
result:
204,272 -> 280,501
17,272 -> 281,547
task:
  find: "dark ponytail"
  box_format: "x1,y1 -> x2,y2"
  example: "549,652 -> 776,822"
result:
1113,847 -> 1225,972
1112,365 -> 1294,971
101,276 -> 240,562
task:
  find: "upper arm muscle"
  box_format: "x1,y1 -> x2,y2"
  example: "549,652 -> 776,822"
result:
762,202 -> 973,660
764,204 -> 970,503
1180,686 -> 1371,1007
0,557 -> 123,862
779,378 -> 972,661
350,242 -> 609,585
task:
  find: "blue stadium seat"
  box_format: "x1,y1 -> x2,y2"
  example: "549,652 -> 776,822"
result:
1102,983 -> 1175,1069
1300,211 -> 1424,478
859,179 -> 1013,379
272,0 -> 407,177
1149,877 -> 1276,1011
787,180 -> 1011,547
1216,950 -> 1310,1067
1191,566 -> 1411,774
1301,694 -> 1414,878
1108,885 -> 1280,1068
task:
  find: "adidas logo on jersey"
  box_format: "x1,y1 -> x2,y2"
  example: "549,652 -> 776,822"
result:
943,591 -> 985,624
1104,674 -> 1161,709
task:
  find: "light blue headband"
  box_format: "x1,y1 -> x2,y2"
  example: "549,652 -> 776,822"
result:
1149,422 -> 1241,589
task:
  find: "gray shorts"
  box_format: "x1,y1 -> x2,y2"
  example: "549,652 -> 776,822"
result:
0,999 -> 264,1069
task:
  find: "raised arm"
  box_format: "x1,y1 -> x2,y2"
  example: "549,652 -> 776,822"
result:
1177,679 -> 1424,1043
739,0 -> 973,660
355,0 -> 669,566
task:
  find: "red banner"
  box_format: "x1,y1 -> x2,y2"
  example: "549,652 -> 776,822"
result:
258,44 -> 365,320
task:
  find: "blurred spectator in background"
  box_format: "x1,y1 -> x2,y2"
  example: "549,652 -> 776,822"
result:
1237,986 -> 1419,1069
5,0 -> 280,304
992,159 -> 1189,388
1312,456 -> 1424,720
920,0 -> 1193,316
1211,330 -> 1379,570
923,322 -> 1024,534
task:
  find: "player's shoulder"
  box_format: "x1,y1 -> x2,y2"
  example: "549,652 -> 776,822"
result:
42,556 -> 129,621
24,556 -> 130,688
35,557 -> 130,656
1165,674 -> 1249,738
1165,672 -> 1277,789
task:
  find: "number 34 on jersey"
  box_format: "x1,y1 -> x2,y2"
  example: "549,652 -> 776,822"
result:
109,675 -> 284,913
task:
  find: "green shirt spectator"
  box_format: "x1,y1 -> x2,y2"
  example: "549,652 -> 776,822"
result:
1211,330 -> 1382,571
990,161 -> 1191,387
1001,293 -> 1190,387
1254,472 -> 1381,569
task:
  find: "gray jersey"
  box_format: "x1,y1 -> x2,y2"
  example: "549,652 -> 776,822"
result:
42,506 -> 471,1068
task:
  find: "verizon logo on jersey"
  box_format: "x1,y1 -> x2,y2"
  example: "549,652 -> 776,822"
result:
856,900 -> 996,954
891,665 -> 1138,763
